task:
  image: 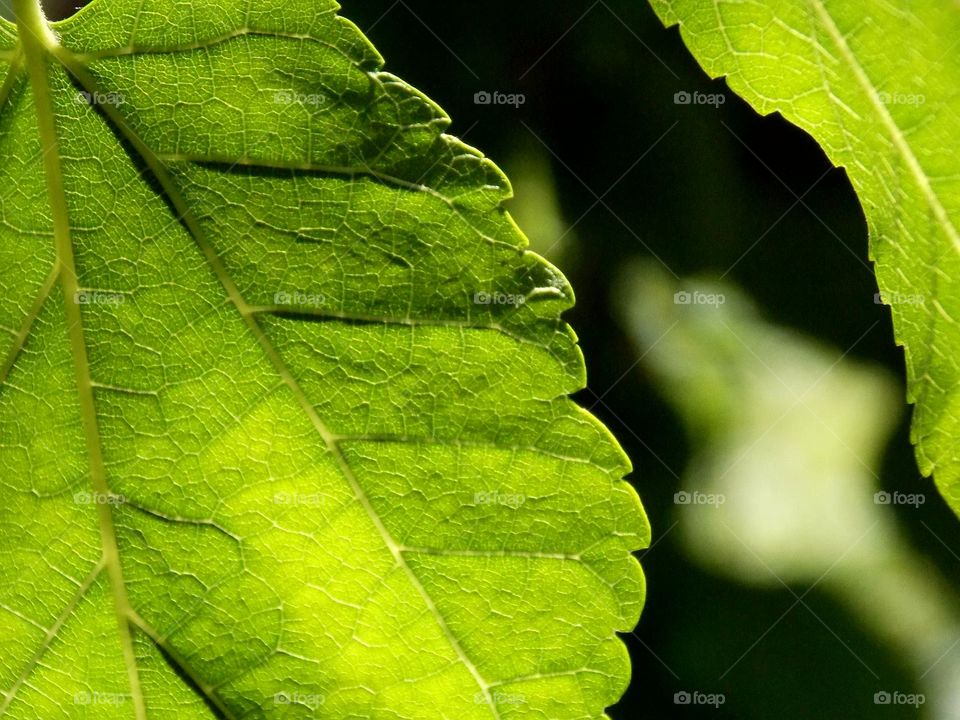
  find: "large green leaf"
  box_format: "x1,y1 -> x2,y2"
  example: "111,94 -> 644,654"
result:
0,0 -> 648,717
648,0 -> 960,513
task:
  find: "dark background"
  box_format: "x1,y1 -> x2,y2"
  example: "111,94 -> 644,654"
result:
29,0 -> 960,717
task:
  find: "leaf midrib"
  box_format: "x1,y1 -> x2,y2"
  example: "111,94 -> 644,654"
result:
13,0 -> 147,716
806,0 -> 960,255
802,0 -> 960,463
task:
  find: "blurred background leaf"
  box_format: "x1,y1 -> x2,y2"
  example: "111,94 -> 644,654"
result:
620,263 -> 960,718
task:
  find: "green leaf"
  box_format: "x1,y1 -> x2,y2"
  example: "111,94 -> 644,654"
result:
0,1 -> 648,717
648,0 -> 960,515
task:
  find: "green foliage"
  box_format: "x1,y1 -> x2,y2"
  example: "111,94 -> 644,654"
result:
649,0 -> 960,515
620,264 -> 902,583
0,0 -> 648,716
